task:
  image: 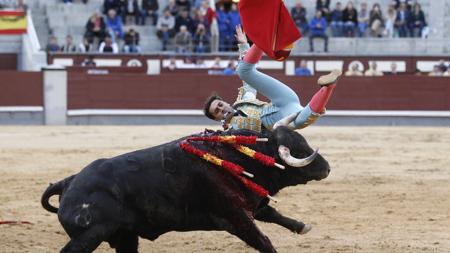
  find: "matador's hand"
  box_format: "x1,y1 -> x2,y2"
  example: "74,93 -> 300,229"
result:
235,25 -> 247,44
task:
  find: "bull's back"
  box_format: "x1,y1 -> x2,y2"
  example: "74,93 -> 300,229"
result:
59,141 -> 208,216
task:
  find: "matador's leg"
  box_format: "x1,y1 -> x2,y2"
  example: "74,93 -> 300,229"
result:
237,45 -> 300,108
294,70 -> 341,128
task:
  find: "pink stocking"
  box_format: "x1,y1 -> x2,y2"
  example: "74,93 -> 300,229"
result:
243,44 -> 264,64
309,84 -> 336,113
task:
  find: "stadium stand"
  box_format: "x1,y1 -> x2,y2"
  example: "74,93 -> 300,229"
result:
12,0 -> 448,55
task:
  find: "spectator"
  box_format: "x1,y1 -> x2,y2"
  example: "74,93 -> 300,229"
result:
141,0 -> 159,25
393,0 -> 413,11
175,9 -> 194,33
199,0 -> 215,27
357,2 -> 369,37
165,0 -> 179,17
0,0 -> 13,8
216,4 -> 232,51
223,61 -> 236,75
123,27 -> 140,53
291,0 -> 308,35
395,3 -> 410,37
156,9 -> 175,51
330,2 -> 344,37
1,0 -> 28,9
61,35 -> 77,52
103,0 -> 119,14
46,36 -> 61,53
414,69 -> 422,76
15,0 -> 28,12
428,65 -> 443,77
78,36 -> 94,52
444,70 -> 450,77
345,63 -> 363,76
211,57 -> 222,69
408,3 -> 426,38
166,57 -> 177,71
195,58 -> 207,68
105,9 -> 124,42
316,0 -> 330,21
117,0 -> 139,25
176,0 -> 190,13
229,3 -> 241,48
99,35 -> 119,53
81,55 -> 96,67
229,3 -> 241,32
63,0 -> 87,4
308,10 -> 328,53
386,62 -> 398,75
192,9 -> 210,34
174,25 -> 192,53
369,3 -> 383,37
295,60 -> 312,76
343,1 -> 358,37
364,62 -> 384,76
193,23 -> 210,53
85,12 -> 107,46
437,60 -> 448,73
383,4 -> 396,38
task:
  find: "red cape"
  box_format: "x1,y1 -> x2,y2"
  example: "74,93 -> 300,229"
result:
238,0 -> 302,61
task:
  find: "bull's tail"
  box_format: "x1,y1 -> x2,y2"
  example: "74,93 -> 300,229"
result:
41,174 -> 76,213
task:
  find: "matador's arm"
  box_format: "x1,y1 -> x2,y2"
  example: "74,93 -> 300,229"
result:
235,42 -> 257,102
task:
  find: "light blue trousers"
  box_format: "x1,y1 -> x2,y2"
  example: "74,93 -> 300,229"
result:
236,61 -> 316,129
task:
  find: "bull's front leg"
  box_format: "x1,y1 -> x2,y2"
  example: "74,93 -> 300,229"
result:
254,205 -> 311,234
218,208 -> 277,253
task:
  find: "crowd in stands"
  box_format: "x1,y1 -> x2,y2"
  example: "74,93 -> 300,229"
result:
44,0 -> 431,55
0,0 -> 27,11
428,60 -> 450,76
164,56 -> 237,75
293,0 -> 429,52
293,59 -> 450,77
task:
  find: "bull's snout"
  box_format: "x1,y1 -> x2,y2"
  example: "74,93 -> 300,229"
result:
316,164 -> 330,181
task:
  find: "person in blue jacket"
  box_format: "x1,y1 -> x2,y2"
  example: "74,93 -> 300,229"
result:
309,10 -> 328,52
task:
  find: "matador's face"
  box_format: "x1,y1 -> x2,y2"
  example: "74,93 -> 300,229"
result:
208,99 -> 234,121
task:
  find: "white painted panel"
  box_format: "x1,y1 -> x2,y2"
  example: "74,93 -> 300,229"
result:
53,58 -> 73,67
43,69 -> 67,125
256,60 -> 284,69
285,61 -> 295,76
417,61 -> 450,72
93,59 -> 122,67
315,61 -> 344,71
147,59 -> 161,75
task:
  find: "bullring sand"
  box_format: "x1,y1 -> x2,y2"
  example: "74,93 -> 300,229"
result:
0,126 -> 449,252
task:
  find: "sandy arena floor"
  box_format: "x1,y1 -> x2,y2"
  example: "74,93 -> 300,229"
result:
0,126 -> 449,253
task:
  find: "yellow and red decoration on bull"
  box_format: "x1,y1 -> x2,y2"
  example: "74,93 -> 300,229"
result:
179,135 -> 277,199
233,145 -> 278,167
186,135 -> 263,145
0,10 -> 27,35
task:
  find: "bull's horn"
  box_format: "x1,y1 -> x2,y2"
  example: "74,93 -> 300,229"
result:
278,145 -> 318,167
273,113 -> 298,130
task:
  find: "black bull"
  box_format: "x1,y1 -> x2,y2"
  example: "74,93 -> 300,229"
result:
41,126 -> 330,253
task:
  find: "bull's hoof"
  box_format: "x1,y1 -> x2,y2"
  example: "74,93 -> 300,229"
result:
298,223 -> 312,235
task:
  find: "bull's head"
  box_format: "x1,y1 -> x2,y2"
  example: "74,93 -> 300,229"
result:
272,126 -> 330,184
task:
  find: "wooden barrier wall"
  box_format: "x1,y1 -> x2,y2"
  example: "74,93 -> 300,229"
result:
0,71 -> 43,106
68,72 -> 450,110
0,54 -> 17,70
